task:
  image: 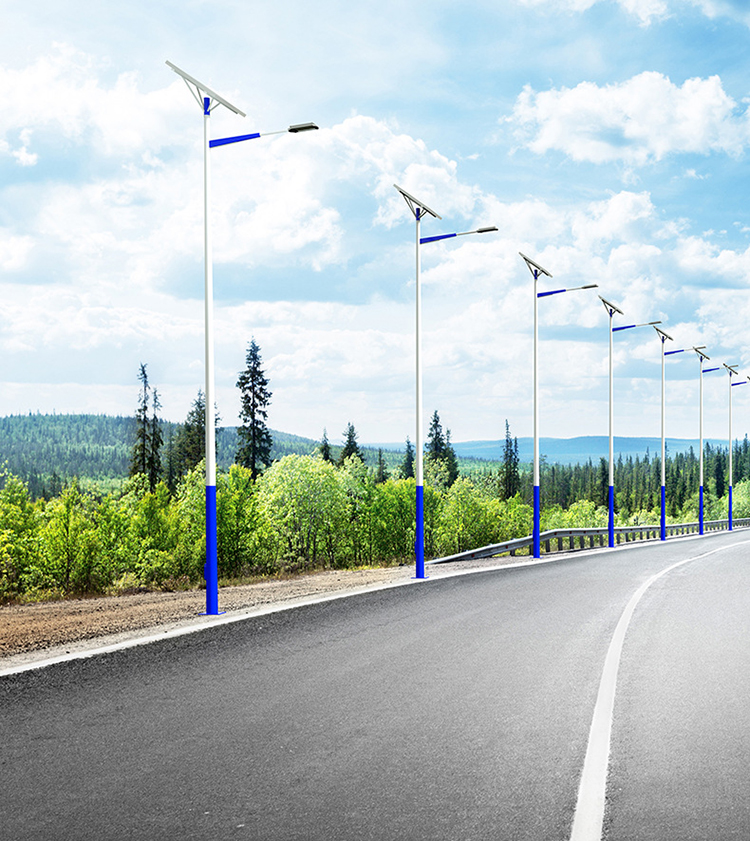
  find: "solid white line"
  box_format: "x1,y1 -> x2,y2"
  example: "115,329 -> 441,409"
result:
568,538 -> 750,841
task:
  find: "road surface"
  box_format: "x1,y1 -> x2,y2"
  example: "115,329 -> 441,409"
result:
2,530 -> 750,840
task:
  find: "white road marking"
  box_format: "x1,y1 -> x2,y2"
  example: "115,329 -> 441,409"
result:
568,538 -> 750,841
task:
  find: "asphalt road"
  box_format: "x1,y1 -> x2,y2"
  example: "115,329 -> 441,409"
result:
2,530 -> 750,840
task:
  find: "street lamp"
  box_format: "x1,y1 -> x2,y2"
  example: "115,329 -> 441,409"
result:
693,348 -> 720,534
600,297 -> 661,547
724,363 -> 747,530
653,326 -> 674,540
395,184 -> 497,578
168,60 -> 318,615
520,252 -> 598,559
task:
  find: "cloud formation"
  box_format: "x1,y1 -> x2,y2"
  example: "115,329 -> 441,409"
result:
509,72 -> 750,166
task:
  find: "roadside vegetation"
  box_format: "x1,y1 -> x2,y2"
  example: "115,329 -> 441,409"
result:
2,346 -> 748,605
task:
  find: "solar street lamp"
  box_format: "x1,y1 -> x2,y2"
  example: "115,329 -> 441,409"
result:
693,348 -> 720,534
724,363 -> 746,530
167,60 -> 318,615
600,298 -> 661,547
520,252 -> 598,559
653,326 -> 674,540
395,184 -> 497,578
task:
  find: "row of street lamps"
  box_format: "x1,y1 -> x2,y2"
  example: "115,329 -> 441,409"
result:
167,61 -> 745,607
522,252 -> 747,560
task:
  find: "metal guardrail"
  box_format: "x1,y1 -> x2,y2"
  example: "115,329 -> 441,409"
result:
427,518 -> 750,565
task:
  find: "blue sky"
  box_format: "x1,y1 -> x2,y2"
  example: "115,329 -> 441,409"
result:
2,0 -> 750,446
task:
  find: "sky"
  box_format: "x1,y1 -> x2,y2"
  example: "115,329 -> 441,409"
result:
3,0 -> 750,447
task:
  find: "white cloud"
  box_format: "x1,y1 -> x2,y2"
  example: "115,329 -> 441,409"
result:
509,72 -> 749,166
515,0 -> 668,24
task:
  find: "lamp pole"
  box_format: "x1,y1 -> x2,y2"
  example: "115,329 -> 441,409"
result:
600,297 -> 624,549
695,349 -> 719,534
520,253 -> 597,558
724,363 -> 746,530
395,185 -> 496,578
654,327 -> 674,540
168,60 -> 318,614
604,313 -> 661,546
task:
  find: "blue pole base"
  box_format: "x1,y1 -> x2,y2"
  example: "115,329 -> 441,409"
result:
729,485 -> 733,531
533,485 -> 540,559
608,485 -> 615,548
660,484 -> 666,541
204,484 -> 222,615
699,485 -> 704,535
415,483 -> 427,579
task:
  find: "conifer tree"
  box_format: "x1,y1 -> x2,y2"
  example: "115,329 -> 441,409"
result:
319,428 -> 333,462
375,448 -> 389,484
501,419 -> 521,499
130,363 -> 151,480
426,410 -> 446,461
339,422 -> 364,464
445,429 -> 459,486
148,388 -> 163,492
401,437 -> 415,478
236,339 -> 273,480
129,363 -> 163,491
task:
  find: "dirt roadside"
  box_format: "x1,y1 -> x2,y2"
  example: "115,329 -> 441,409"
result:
0,555 -> 532,666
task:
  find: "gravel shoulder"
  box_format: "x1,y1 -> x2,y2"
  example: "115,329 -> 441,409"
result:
0,555 -> 539,672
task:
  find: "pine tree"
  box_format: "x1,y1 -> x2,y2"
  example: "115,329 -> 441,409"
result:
501,419 -> 520,499
401,437 -> 415,478
129,363 -> 163,491
339,422 -> 364,464
445,429 -> 459,486
173,390 -> 214,479
236,339 -> 273,480
130,363 -> 150,480
426,410 -> 446,461
148,388 -> 163,492
319,428 -> 333,462
375,448 -> 389,484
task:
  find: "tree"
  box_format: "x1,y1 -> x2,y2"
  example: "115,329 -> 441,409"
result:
319,428 -> 333,463
426,410 -> 446,461
375,448 -> 389,484
172,390 -> 221,484
401,437 -> 415,479
338,422 -> 364,465
445,430 -> 459,486
501,420 -> 520,500
425,411 -> 458,487
130,363 -> 150,479
236,339 -> 273,480
148,388 -> 163,492
130,364 -> 162,491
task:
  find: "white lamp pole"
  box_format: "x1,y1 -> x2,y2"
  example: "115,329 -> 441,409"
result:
724,363 -> 746,530
695,349 -> 720,534
520,253 -> 597,558
168,61 -> 318,614
604,312 -> 661,546
652,326 -> 674,540
395,184 -> 497,577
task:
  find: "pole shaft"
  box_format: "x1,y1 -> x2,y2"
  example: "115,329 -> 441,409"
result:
729,372 -> 733,531
608,315 -> 614,547
533,270 -> 540,558
415,209 -> 426,578
699,358 -> 704,535
660,338 -> 666,540
203,98 -> 220,614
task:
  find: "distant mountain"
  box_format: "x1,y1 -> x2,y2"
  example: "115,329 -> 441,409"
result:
450,436 -> 728,465
0,415 -> 735,491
